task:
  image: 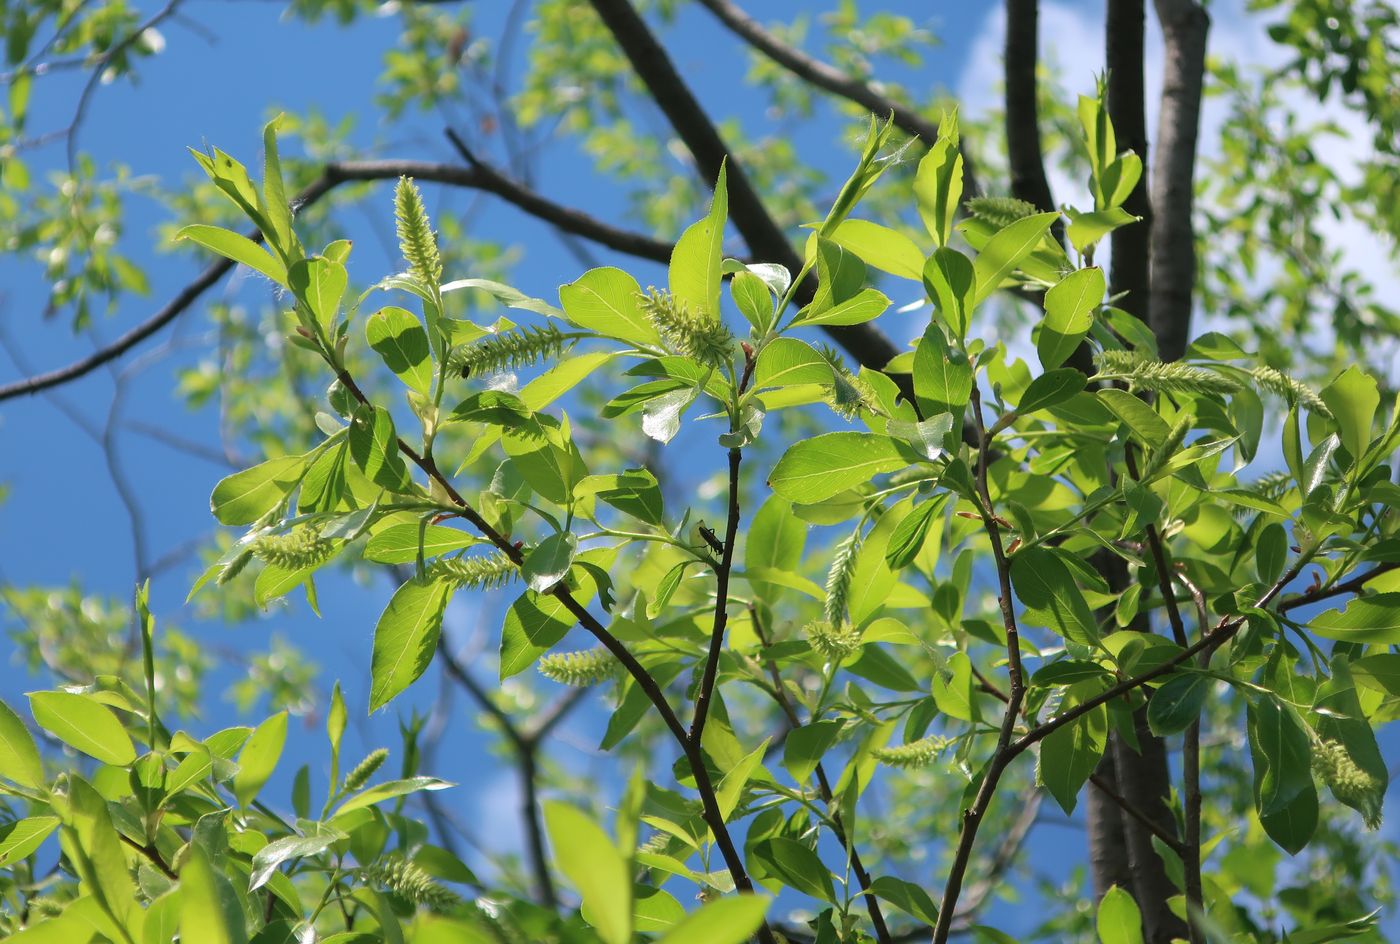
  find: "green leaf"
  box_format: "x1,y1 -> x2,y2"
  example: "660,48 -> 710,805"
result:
870,875 -> 940,926
234,711 -> 288,807
823,219 -> 924,280
885,500 -> 940,569
499,556 -> 605,676
442,278 -> 563,318
580,469 -> 666,525
715,738 -> 769,821
769,432 -> 908,504
922,247 -> 975,341
1247,698 -> 1312,817
0,697 -> 43,788
523,531 -> 577,592
544,802 -> 632,944
559,267 -> 662,346
0,816 -> 60,867
754,338 -> 833,389
335,776 -> 453,815
210,455 -> 306,526
795,286 -> 890,326
750,838 -> 835,902
913,326 -> 973,425
180,844 -> 248,944
1309,593 -> 1400,643
261,116 -> 294,256
1097,389 -> 1170,448
363,523 -> 479,564
1038,267 -> 1104,368
366,307 -> 433,396
1096,885 -> 1144,944
28,691 -> 135,766
1146,673 -> 1211,737
1037,680 -> 1108,813
1320,366 -> 1379,464
249,828 -> 346,891
656,894 -> 770,944
1350,654 -> 1400,695
670,161 -> 728,318
1064,207 -> 1138,255
1018,368 -> 1087,415
288,256 -> 348,334
349,404 -> 410,490
782,720 -> 843,784
972,211 -> 1060,305
730,271 -> 774,331
1256,522 -> 1288,584
913,108 -> 963,247
1010,548 -> 1099,646
175,224 -> 286,286
67,775 -> 136,931
369,576 -> 452,711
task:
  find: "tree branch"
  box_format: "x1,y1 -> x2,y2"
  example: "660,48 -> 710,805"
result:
931,385 -> 1027,944
1004,0 -> 1063,244
1149,0 -> 1210,362
690,447 -> 742,748
334,368 -> 773,943
583,0 -> 905,383
693,0 -> 980,197
1106,0 -> 1153,322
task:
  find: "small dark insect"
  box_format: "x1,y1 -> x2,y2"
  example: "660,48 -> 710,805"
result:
697,522 -> 725,555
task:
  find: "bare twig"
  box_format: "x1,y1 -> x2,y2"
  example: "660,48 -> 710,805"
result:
694,0 -> 980,197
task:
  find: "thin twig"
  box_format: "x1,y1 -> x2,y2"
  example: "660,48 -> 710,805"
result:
690,447 -> 741,748
931,385 -> 1026,944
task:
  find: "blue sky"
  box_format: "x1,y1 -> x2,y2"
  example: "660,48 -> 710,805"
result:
2,0 -> 1396,936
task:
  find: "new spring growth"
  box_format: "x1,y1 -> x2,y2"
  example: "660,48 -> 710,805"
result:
873,735 -> 955,769
451,323 -> 572,378
639,288 -> 735,369
805,619 -> 862,663
1313,739 -> 1384,829
361,854 -> 461,912
342,747 -> 389,792
250,527 -> 336,570
538,648 -> 617,686
429,552 -> 518,590
394,177 -> 442,288
1092,349 -> 1241,396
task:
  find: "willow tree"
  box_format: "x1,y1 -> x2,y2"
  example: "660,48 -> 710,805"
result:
1,2 -> 1398,943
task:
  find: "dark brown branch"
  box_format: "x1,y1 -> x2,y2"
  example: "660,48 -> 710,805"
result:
583,0 -> 903,387
1014,559 -> 1400,755
1124,445 -> 1201,941
932,386 -> 1027,944
1149,0 -> 1210,363
1105,0 -> 1153,322
0,155 -> 669,404
690,447 -> 742,748
693,0 -> 980,198
1004,0 -> 1062,244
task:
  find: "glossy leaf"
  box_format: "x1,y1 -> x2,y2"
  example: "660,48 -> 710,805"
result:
769,432 -> 908,504
369,576 -> 452,710
28,691 -> 135,766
